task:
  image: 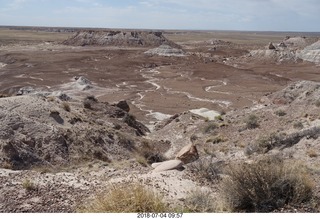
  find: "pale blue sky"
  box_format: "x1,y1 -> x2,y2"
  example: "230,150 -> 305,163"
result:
0,0 -> 319,31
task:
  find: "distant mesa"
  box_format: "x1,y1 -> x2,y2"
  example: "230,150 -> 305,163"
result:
63,30 -> 180,48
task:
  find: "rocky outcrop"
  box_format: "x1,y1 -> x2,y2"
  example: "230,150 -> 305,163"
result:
270,80 -> 320,105
63,30 -> 180,48
114,100 -> 130,112
297,40 -> 320,64
175,144 -> 199,164
268,42 -> 276,50
0,94 -> 152,169
145,45 -> 186,57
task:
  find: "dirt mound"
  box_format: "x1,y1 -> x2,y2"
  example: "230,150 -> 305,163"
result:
63,30 -> 179,47
0,94 -> 152,169
206,39 -> 232,46
248,49 -> 299,63
144,45 -> 186,57
297,40 -> 320,64
283,36 -> 307,49
269,80 -> 320,105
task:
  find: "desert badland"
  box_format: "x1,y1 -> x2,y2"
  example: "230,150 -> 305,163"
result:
0,26 -> 320,212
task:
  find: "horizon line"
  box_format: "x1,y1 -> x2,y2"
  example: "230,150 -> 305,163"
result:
1,25 -> 320,34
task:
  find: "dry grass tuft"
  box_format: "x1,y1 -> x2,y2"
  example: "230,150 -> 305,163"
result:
22,178 -> 37,191
203,122 -> 218,133
218,157 -> 314,212
61,102 -> 71,112
184,189 -> 215,212
79,183 -> 168,213
307,149 -> 318,158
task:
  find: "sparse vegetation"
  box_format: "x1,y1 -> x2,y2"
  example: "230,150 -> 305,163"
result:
86,95 -> 98,102
184,190 -> 215,212
307,149 -> 318,158
135,155 -> 148,167
215,115 -> 223,121
253,132 -> 283,153
218,158 -> 314,212
188,158 -> 223,182
83,99 -> 92,109
22,179 -> 37,191
61,102 -> 71,112
206,135 -> 227,144
203,122 -> 218,133
136,140 -> 165,164
0,93 -> 8,98
79,183 -> 168,212
0,161 -> 13,169
47,96 -> 55,102
293,121 -> 304,129
244,114 -> 259,129
275,109 -> 286,117
83,95 -> 98,109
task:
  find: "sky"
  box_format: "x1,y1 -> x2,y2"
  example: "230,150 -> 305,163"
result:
0,0 -> 319,32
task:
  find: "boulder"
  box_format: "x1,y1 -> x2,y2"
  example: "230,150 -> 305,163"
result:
278,42 -> 287,48
175,144 -> 199,164
16,86 -> 35,96
151,162 -> 162,168
268,42 -> 276,50
116,100 -> 130,112
123,114 -> 150,136
153,160 -> 183,172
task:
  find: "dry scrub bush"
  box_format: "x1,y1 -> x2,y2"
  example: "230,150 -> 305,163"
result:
61,102 -> 71,112
137,140 -> 165,165
184,190 -> 215,212
218,158 -> 314,212
307,149 -> 318,158
203,122 -> 218,133
245,114 -> 259,129
22,179 -> 37,191
275,110 -> 287,117
79,183 -> 168,213
188,158 -> 223,182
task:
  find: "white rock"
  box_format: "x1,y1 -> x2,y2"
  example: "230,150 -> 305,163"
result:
153,160 -> 183,172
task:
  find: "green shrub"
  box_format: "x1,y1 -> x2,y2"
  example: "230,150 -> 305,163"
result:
218,158 -> 314,212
